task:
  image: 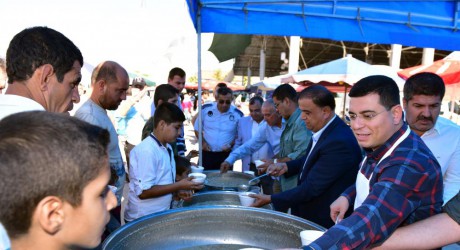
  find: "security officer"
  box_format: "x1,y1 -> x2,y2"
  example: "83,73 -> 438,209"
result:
194,87 -> 243,170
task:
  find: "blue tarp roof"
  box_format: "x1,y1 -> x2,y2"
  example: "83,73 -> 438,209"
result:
186,0 -> 460,51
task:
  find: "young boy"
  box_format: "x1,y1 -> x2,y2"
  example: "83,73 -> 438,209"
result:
171,156 -> 194,208
0,111 -> 117,250
124,103 -> 202,222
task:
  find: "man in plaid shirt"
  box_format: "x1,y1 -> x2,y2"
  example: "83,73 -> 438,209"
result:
307,75 -> 443,249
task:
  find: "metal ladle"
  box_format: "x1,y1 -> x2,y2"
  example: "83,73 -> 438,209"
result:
248,172 -> 270,185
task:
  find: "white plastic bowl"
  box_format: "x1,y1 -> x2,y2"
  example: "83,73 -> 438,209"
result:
188,173 -> 206,184
300,230 -> 325,246
238,192 -> 256,206
191,165 -> 204,173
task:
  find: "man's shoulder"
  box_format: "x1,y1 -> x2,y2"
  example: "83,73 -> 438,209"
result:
201,102 -> 214,110
436,116 -> 460,134
239,115 -> 252,123
0,94 -> 44,120
230,105 -> 244,117
133,136 -> 158,154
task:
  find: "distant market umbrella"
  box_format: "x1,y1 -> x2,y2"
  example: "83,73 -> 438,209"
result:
398,52 -> 460,85
282,55 -> 404,86
399,52 -> 460,115
208,34 -> 252,62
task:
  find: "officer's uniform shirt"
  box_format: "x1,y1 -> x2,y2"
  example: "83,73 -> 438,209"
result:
194,102 -> 243,152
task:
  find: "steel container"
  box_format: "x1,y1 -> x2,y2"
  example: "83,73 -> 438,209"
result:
103,206 -> 325,250
182,191 -> 273,210
203,170 -> 259,191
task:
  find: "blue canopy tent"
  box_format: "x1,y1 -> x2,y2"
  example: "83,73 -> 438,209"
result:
185,0 -> 460,165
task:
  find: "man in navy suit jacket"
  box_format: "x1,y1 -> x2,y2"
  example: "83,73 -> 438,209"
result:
251,85 -> 362,228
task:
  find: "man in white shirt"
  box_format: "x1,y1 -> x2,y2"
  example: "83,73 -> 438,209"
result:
403,72 -> 460,203
0,26 -> 83,250
233,96 -> 271,172
0,27 -> 82,119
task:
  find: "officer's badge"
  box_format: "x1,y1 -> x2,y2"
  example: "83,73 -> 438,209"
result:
230,114 -> 235,121
207,110 -> 213,117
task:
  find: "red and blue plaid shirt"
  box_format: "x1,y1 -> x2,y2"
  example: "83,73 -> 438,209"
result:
309,124 -> 443,249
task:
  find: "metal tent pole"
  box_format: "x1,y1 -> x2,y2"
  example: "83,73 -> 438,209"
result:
197,5 -> 203,166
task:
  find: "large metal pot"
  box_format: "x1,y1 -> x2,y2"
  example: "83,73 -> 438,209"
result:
181,191 -> 273,210
203,170 -> 259,191
103,206 -> 326,250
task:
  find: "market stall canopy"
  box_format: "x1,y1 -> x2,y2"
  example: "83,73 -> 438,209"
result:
282,55 -> 404,88
398,51 -> 460,85
187,1 -> 460,51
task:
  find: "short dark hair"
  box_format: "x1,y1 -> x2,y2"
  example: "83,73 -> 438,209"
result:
272,84 -> 298,103
249,96 -> 264,106
404,72 -> 445,101
6,26 -> 83,84
168,67 -> 186,80
0,111 -> 109,239
153,102 -> 185,128
298,85 -> 336,111
175,156 -> 191,177
154,84 -> 178,107
349,75 -> 400,110
216,86 -> 233,98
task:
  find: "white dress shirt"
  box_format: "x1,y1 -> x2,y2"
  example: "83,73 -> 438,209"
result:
421,116 -> 460,203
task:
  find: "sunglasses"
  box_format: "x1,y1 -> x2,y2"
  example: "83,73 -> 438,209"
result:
218,100 -> 231,105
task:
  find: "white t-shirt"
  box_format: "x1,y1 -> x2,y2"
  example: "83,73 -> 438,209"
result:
0,94 -> 44,120
124,134 -> 176,221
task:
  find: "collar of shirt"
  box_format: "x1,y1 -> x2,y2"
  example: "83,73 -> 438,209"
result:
88,98 -> 108,114
285,108 -> 301,128
365,123 -> 409,163
311,114 -> 337,144
150,133 -> 165,148
422,116 -> 450,138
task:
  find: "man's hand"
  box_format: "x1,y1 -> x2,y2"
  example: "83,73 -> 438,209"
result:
250,193 -> 271,207
256,159 -> 273,174
267,163 -> 287,177
220,161 -> 232,173
330,196 -> 349,224
177,177 -> 204,190
186,150 -> 199,160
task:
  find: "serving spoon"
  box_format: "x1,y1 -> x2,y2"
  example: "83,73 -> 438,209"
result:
248,172 -> 270,185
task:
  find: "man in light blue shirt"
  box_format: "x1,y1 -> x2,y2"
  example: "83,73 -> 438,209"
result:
221,99 -> 284,168
221,99 -> 284,194
194,87 -> 243,170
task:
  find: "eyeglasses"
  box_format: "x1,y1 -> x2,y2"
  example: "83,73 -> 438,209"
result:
348,110 -> 387,122
218,100 -> 231,105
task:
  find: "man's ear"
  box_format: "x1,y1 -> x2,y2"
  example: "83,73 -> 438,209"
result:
35,196 -> 65,235
96,79 -> 106,93
38,64 -> 54,91
391,104 -> 404,125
